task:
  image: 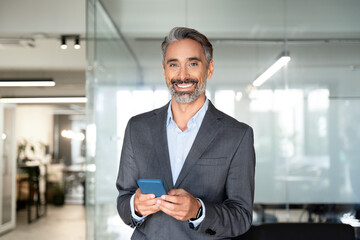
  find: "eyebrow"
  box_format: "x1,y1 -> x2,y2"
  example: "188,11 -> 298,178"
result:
188,57 -> 201,61
166,58 -> 178,64
166,57 -> 201,64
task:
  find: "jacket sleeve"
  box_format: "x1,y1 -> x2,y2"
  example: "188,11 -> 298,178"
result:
116,118 -> 142,228
197,126 -> 256,237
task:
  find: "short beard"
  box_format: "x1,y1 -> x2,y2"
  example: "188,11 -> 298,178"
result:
168,78 -> 206,104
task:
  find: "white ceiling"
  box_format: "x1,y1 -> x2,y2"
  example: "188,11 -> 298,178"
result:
0,0 -> 360,101
0,0 -> 86,70
0,0 -> 86,103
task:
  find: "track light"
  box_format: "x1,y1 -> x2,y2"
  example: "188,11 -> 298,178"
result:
61,36 -> 67,49
60,35 -> 81,50
253,51 -> 291,87
74,36 -> 80,49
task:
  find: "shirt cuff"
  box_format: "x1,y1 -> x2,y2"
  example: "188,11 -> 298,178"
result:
130,194 -> 146,223
188,198 -> 206,228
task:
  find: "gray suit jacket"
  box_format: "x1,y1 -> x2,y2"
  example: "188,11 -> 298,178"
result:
116,101 -> 255,240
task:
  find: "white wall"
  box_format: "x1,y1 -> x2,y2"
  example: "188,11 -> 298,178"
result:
15,105 -> 54,153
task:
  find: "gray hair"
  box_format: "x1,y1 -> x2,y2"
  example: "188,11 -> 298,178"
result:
161,27 -> 213,66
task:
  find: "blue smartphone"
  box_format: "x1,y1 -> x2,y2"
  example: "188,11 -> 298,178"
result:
137,179 -> 167,197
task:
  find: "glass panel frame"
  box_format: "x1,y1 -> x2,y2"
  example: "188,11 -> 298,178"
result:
0,104 -> 16,235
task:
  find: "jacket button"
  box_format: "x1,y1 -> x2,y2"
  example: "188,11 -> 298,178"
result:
205,229 -> 216,235
189,222 -> 195,229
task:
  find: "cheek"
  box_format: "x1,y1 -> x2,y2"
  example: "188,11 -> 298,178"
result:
196,73 -> 207,82
164,69 -> 177,79
163,72 -> 171,82
191,68 -> 207,78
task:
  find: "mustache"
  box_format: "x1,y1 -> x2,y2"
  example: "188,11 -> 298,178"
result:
170,78 -> 199,85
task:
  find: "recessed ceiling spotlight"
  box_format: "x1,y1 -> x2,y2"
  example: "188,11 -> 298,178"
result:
74,36 -> 81,49
61,35 -> 67,49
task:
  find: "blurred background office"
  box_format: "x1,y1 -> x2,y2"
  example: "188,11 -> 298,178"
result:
0,0 -> 359,240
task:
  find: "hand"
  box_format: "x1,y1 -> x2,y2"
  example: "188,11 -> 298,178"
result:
157,189 -> 201,221
134,188 -> 161,216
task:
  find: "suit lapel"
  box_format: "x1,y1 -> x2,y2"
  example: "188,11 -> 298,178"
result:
174,102 -> 223,188
150,103 -> 174,190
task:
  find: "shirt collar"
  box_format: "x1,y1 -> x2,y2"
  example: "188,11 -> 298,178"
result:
166,98 -> 209,129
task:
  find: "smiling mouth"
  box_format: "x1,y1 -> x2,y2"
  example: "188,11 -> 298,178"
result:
171,79 -> 198,90
177,83 -> 194,88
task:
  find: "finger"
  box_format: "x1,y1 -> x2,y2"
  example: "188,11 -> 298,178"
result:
136,188 -> 156,200
167,189 -> 187,196
158,198 -> 178,210
161,194 -> 183,204
158,205 -> 177,218
158,198 -> 189,215
135,196 -> 158,214
138,193 -> 156,201
140,205 -> 161,216
136,199 -> 161,216
158,202 -> 186,220
142,199 -> 160,207
158,200 -> 180,215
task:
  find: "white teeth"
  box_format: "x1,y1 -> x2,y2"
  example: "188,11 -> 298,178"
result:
177,83 -> 193,88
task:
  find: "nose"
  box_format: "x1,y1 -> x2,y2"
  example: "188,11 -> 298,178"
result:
178,65 -> 189,80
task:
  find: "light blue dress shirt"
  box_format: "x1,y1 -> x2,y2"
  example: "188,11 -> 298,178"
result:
131,99 -> 209,227
166,98 -> 209,185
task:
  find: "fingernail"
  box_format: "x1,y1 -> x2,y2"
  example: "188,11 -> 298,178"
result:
150,194 -> 155,199
161,195 -> 166,200
156,200 -> 161,206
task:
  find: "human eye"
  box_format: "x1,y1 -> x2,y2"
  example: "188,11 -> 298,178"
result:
189,62 -> 198,67
169,63 -> 178,67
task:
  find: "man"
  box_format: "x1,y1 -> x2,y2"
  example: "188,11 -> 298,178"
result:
116,27 -> 255,240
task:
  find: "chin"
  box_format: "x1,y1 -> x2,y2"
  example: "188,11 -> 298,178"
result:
173,92 -> 200,104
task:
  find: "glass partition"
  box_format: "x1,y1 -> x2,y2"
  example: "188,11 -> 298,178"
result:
0,104 -> 16,235
87,0 -> 360,239
86,1 -> 141,239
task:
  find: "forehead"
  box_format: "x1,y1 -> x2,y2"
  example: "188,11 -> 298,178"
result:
165,38 -> 205,60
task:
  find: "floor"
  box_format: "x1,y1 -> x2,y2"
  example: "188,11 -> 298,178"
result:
0,204 -> 86,240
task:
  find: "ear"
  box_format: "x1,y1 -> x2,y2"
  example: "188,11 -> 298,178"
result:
207,60 -> 214,79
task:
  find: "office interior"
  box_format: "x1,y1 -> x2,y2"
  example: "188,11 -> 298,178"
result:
0,0 -> 359,239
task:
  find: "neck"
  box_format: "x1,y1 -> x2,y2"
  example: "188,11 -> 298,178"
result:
171,95 -> 206,131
